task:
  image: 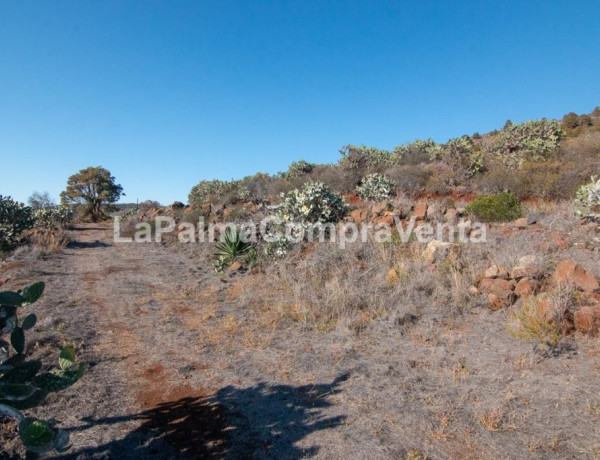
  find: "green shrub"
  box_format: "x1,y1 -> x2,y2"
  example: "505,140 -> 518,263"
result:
574,176 -> 600,221
188,179 -> 239,207
356,173 -> 396,201
338,144 -> 399,171
393,139 -> 442,165
433,135 -> 485,182
286,160 -> 315,179
0,196 -> 35,252
492,119 -> 565,169
33,206 -> 74,230
277,181 -> 348,226
466,192 -> 522,222
0,281 -> 83,455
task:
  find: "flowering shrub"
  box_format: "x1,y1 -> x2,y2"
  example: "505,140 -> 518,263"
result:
356,173 -> 396,201
492,119 -> 565,169
0,196 -> 34,252
262,231 -> 290,258
277,181 -> 348,226
574,176 -> 600,221
34,206 -> 74,230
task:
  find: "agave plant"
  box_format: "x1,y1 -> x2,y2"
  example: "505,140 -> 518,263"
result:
214,227 -> 254,272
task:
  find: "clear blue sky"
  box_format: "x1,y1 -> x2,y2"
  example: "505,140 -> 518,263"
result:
1,1 -> 599,205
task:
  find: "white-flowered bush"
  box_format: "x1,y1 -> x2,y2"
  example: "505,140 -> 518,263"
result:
276,181 -> 348,226
262,231 -> 290,258
574,176 -> 600,221
356,173 -> 396,201
34,206 -> 75,229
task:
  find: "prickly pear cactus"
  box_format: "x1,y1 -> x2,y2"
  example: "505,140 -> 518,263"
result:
0,195 -> 35,252
0,281 -> 84,455
574,176 -> 600,222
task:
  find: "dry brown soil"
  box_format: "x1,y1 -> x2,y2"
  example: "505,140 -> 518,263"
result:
2,223 -> 600,459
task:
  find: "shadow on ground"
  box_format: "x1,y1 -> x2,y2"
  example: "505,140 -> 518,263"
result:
57,373 -> 348,459
66,240 -> 110,249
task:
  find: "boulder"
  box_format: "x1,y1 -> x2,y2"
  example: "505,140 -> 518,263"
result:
374,215 -> 395,226
553,260 -> 599,292
479,278 -> 514,298
484,265 -> 509,280
513,217 -> 528,229
510,255 -> 541,280
444,208 -> 459,224
574,306 -> 600,334
422,240 -> 461,264
487,293 -> 506,311
547,231 -> 568,250
350,209 -> 368,223
412,202 -> 428,220
480,278 -> 515,309
372,202 -> 389,216
514,278 -> 537,297
527,213 -> 545,225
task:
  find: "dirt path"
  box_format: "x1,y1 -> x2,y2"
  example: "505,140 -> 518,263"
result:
3,223 -> 600,459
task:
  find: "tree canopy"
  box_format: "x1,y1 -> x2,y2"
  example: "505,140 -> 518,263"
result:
61,166 -> 123,222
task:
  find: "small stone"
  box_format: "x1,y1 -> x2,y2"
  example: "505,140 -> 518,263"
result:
229,261 -> 243,271
514,217 -> 528,229
386,268 -> 399,284
468,285 -> 480,295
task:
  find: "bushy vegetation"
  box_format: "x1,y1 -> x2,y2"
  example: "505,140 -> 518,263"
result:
466,192 -> 522,222
574,176 -> 600,222
0,282 -> 83,455
393,138 -> 442,165
185,108 -> 600,205
356,173 -> 396,201
0,196 -> 34,253
188,179 -> 237,207
277,181 -> 348,226
435,136 -> 485,181
338,144 -> 400,171
33,206 -> 74,230
491,119 -> 565,169
285,159 -> 315,179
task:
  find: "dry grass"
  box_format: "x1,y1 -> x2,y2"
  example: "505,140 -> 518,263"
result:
30,228 -> 70,253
